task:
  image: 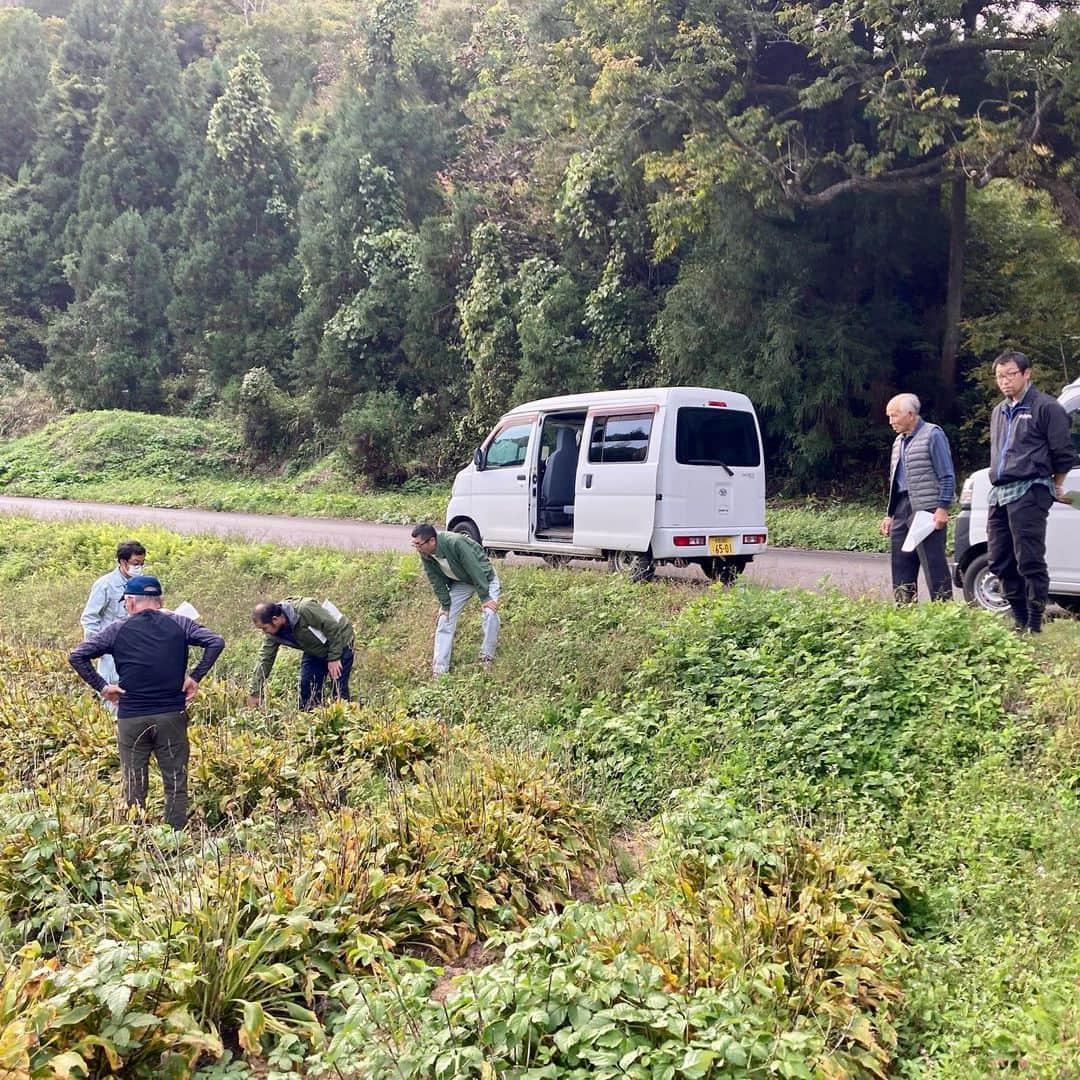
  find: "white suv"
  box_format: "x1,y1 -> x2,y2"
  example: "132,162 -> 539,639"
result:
952,376 -> 1080,614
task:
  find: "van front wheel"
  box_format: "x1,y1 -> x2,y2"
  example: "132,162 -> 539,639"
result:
609,550 -> 655,583
452,520 -> 482,545
961,552 -> 1011,614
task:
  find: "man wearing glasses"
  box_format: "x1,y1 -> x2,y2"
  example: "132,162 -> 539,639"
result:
988,350 -> 1078,633
410,524 -> 500,675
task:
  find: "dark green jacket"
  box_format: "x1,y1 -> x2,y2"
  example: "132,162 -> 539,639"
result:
250,598 -> 354,694
420,531 -> 496,609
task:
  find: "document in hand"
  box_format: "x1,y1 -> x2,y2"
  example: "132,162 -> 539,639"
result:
173,601 -> 200,620
901,510 -> 937,553
1058,490 -> 1080,510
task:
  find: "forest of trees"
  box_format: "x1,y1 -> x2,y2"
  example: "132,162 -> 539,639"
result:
0,0 -> 1077,487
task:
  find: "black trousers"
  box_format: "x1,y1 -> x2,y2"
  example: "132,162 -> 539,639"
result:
987,484 -> 1054,619
890,494 -> 952,603
117,710 -> 189,830
298,645 -> 354,711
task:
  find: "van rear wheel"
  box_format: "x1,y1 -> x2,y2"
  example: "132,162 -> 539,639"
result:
543,553 -> 573,569
609,550 -> 655,583
452,520 -> 482,545
700,557 -> 747,584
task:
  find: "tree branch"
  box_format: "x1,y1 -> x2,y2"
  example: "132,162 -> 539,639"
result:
971,86 -> 1059,188
922,34 -> 1046,58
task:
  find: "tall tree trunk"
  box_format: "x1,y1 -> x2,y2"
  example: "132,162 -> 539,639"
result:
940,176 -> 967,414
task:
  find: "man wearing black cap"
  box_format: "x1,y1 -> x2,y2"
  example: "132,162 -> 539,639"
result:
69,575 -> 226,829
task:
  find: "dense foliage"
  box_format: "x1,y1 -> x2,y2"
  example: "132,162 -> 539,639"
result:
0,0 -> 1077,488
0,519 -> 1080,1075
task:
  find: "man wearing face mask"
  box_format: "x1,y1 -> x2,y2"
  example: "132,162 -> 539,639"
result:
80,540 -> 148,702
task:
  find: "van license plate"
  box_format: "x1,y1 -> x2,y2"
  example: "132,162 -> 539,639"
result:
708,536 -> 734,556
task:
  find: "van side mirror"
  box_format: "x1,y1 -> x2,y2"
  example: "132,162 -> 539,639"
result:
473,446 -> 484,470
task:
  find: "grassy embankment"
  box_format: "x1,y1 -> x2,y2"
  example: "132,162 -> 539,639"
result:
0,411 -> 889,551
0,516 -> 1079,1077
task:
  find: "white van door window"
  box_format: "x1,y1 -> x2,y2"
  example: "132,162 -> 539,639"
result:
485,423 -> 532,469
588,413 -> 653,464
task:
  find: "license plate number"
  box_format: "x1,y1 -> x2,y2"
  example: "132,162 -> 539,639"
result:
708,536 -> 734,556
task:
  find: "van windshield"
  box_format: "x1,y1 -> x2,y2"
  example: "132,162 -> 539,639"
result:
676,407 -> 760,467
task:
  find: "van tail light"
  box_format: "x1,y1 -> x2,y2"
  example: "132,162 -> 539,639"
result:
742,533 -> 767,545
674,535 -> 707,547
707,400 -> 727,407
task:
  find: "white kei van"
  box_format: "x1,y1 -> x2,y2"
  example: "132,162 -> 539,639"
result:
445,387 -> 768,581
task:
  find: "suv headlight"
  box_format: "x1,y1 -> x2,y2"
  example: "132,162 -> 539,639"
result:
959,475 -> 975,510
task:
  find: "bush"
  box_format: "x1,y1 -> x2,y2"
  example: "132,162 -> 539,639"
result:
312,785 -> 907,1079
567,586 -> 1035,817
339,390 -> 411,484
237,366 -> 312,463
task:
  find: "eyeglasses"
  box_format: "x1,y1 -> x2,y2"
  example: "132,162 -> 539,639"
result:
995,368 -> 1023,381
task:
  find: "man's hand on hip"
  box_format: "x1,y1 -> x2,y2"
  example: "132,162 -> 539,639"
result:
182,676 -> 200,704
102,683 -> 125,704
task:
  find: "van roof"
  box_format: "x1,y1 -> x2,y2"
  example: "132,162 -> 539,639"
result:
507,386 -> 756,415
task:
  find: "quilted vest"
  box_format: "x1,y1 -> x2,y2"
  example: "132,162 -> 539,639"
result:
890,422 -> 942,512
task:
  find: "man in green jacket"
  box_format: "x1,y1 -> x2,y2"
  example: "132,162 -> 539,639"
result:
246,598 -> 355,709
410,524 -> 500,675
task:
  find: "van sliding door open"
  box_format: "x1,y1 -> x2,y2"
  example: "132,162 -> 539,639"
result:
572,408 -> 658,553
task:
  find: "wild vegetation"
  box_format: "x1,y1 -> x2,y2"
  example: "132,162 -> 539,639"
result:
0,0 -> 1078,491
0,517 -> 1079,1076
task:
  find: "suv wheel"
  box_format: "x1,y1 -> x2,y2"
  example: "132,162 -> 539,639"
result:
961,553 -> 1010,614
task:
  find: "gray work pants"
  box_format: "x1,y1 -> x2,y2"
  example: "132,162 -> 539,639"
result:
117,710 -> 190,830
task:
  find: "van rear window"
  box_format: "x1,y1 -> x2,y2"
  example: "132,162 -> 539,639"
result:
588,413 -> 653,464
676,407 -> 760,467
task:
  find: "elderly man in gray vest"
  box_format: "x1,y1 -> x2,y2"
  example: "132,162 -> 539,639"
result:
879,393 -> 956,603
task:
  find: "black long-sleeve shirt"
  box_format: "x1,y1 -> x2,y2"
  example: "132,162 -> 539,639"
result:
69,610 -> 225,719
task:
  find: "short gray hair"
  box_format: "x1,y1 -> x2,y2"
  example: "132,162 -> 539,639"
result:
887,393 -> 921,416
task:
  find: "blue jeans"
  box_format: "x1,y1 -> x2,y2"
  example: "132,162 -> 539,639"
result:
433,575 -> 500,674
299,646 -> 354,710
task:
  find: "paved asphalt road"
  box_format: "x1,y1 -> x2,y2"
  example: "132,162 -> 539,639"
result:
0,494 -> 900,599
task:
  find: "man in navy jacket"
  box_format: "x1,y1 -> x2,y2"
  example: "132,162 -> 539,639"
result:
988,351 -> 1079,632
70,575 -> 225,828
